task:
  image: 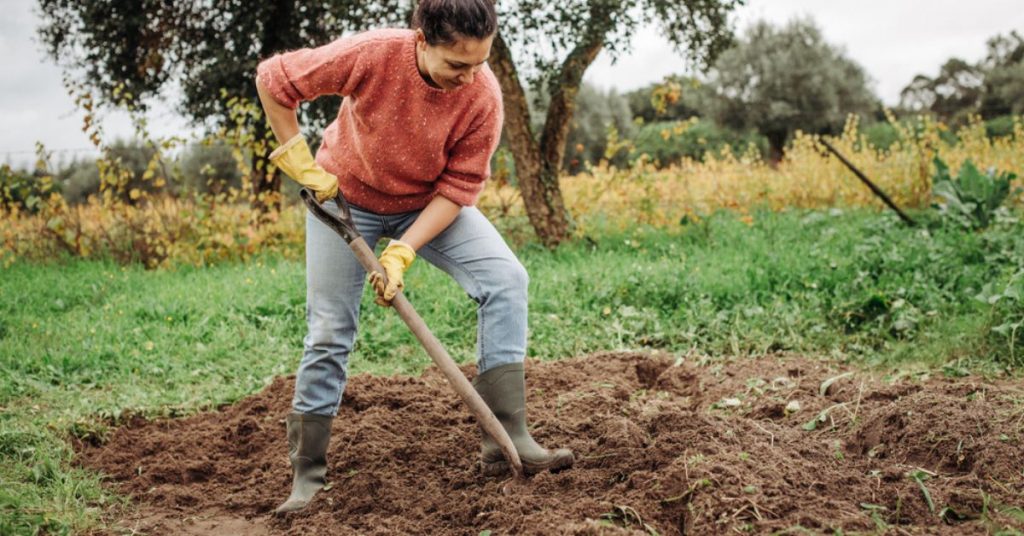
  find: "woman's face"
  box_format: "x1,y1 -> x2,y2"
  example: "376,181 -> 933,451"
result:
415,30 -> 494,90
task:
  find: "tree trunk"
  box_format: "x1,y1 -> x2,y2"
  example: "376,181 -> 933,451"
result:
249,0 -> 295,215
488,33 -> 569,248
488,32 -> 604,248
766,129 -> 788,164
251,122 -> 282,216
539,36 -> 604,183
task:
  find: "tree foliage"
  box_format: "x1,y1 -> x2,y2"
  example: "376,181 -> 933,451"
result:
36,0 -> 411,211
704,18 -> 877,158
563,84 -> 634,173
631,119 -> 767,165
37,1 -> 409,133
979,31 -> 1024,118
624,75 -> 708,123
899,59 -> 985,124
900,31 -> 1024,123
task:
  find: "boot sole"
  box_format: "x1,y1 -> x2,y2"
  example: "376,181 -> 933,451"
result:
274,497 -> 312,515
480,453 -> 575,477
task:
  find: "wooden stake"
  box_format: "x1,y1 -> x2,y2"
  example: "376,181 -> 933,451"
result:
820,138 -> 916,226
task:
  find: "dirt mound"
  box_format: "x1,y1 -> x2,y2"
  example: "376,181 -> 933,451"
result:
75,352 -> 1024,535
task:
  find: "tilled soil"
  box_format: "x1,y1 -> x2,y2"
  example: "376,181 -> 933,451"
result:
76,352 -> 1024,535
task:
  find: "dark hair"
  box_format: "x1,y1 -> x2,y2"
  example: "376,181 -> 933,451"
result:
413,0 -> 498,45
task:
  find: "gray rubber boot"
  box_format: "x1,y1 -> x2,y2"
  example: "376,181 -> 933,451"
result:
472,362 -> 575,476
274,412 -> 332,514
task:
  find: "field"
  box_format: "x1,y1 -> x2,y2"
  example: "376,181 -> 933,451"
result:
3,113 -> 1024,535
6,1 -> 1024,532
3,203 -> 1024,534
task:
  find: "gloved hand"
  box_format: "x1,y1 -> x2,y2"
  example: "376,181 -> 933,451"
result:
368,240 -> 416,306
268,134 -> 339,203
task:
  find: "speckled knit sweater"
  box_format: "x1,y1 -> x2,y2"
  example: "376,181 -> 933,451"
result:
257,28 -> 503,214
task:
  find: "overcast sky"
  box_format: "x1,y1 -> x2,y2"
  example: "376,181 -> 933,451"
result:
2,0 -> 1023,167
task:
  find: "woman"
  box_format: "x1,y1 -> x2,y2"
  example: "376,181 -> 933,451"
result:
256,0 -> 574,514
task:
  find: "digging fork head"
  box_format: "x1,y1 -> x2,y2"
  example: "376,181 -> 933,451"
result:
299,188 -> 361,244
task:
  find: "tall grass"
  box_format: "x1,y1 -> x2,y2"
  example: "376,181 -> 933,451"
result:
523,114 -> 1024,235
4,115 -> 1023,267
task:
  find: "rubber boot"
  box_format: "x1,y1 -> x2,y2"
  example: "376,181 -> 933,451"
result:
472,362 -> 575,476
274,412 -> 332,514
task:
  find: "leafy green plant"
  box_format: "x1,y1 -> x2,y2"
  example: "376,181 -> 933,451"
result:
932,156 -> 1020,229
0,143 -> 62,214
0,165 -> 54,213
975,270 -> 1024,365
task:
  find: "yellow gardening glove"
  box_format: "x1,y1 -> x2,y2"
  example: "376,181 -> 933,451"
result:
268,134 -> 339,203
368,240 -> 416,306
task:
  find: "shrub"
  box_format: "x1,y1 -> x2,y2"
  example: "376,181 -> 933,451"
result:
931,155 -> 1020,229
177,141 -> 243,195
974,269 -> 1024,366
860,121 -> 901,151
54,158 -> 102,204
629,118 -> 767,165
985,114 -> 1018,138
1,165 -> 59,213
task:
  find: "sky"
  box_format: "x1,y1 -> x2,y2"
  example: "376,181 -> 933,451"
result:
2,0 -> 1023,168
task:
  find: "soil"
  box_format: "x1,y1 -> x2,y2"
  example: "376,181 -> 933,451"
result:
75,352 -> 1024,535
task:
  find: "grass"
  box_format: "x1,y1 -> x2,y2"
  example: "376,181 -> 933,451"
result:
1,207 -> 1023,533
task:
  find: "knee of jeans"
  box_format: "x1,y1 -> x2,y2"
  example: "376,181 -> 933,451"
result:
306,313 -> 356,353
493,259 -> 529,298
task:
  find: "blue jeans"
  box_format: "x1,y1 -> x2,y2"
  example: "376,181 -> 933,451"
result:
294,200 -> 529,416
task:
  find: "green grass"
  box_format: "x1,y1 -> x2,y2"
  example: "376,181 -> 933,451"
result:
1,208 -> 1023,533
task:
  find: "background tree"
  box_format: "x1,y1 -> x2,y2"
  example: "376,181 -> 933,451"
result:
630,118 -> 768,165
489,0 -> 742,246
978,31 -> 1024,118
704,18 -> 877,160
37,139 -> 170,205
625,75 -> 707,123
900,31 -> 1024,124
177,141 -> 244,195
36,0 -> 409,212
899,58 -> 985,124
563,84 -> 634,173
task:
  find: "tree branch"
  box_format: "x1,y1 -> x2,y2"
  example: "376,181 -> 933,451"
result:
539,28 -> 605,173
488,32 -> 542,181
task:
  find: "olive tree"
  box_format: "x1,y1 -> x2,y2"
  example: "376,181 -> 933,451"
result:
979,31 -> 1024,118
901,31 -> 1024,122
489,0 -> 741,245
705,18 -> 877,160
899,58 -> 985,124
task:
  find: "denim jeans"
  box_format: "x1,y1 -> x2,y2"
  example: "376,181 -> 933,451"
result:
294,200 -> 529,416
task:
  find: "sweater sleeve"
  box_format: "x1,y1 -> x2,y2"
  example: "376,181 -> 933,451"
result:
256,35 -> 370,109
434,105 -> 503,207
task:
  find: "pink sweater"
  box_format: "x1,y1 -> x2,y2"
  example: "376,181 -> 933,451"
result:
257,29 -> 504,213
